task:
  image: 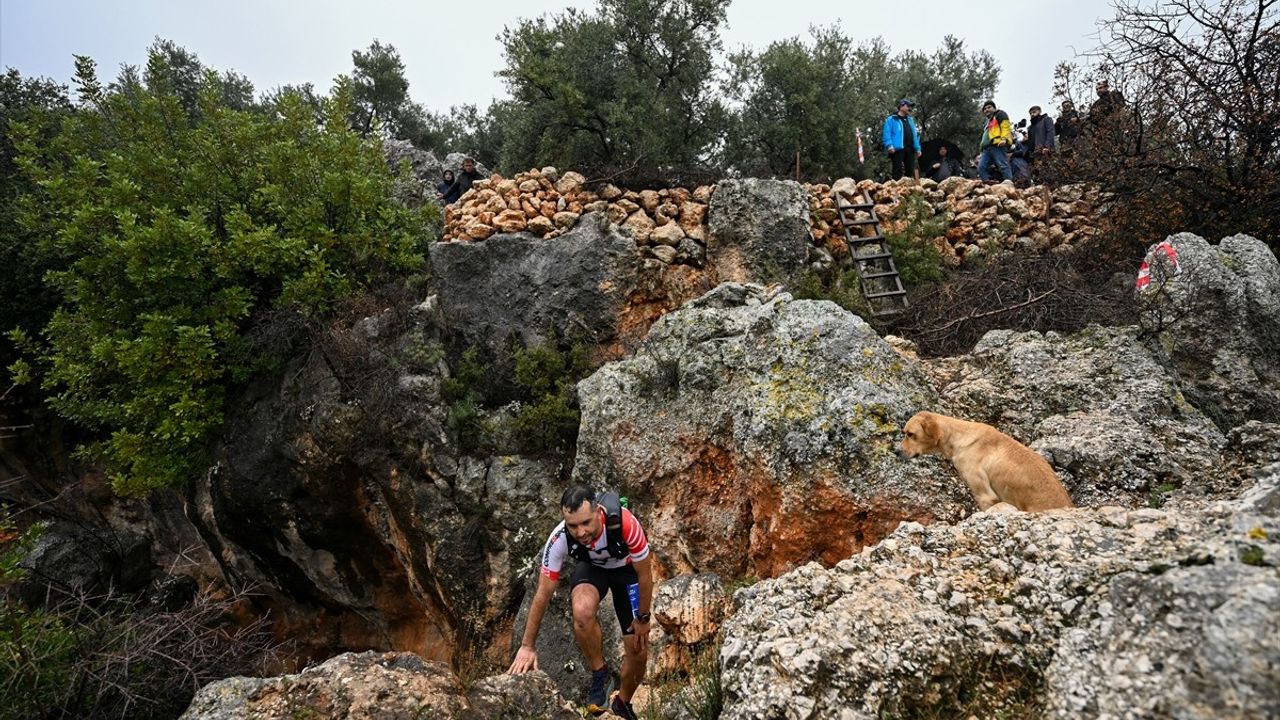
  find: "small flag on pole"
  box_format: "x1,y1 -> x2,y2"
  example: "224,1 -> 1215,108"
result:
856,129 -> 865,164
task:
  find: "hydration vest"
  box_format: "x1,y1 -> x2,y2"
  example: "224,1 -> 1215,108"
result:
566,492 -> 629,561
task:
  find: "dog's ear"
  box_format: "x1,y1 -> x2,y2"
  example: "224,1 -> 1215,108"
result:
918,413 -> 939,444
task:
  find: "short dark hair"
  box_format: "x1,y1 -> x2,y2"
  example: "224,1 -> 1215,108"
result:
1029,105 -> 1042,113
982,100 -> 996,109
560,484 -> 596,512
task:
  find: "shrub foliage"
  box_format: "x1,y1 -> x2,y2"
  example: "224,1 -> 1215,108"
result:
11,52 -> 432,495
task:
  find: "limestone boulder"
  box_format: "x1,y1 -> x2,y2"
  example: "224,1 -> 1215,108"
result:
653,572 -> 730,645
575,283 -> 969,580
925,326 -> 1227,507
720,484 -> 1280,720
1137,233 -> 1280,429
429,212 -> 640,356
707,179 -> 813,288
180,651 -> 577,720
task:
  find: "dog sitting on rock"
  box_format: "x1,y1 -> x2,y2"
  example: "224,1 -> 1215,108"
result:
898,411 -> 1073,512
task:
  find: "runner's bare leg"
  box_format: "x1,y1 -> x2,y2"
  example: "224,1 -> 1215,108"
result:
619,633 -> 647,701
570,584 -> 605,671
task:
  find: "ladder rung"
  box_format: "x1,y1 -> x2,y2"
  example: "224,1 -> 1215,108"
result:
840,217 -> 880,225
865,289 -> 908,299
854,251 -> 894,260
862,270 -> 900,279
851,234 -> 886,243
839,202 -> 876,210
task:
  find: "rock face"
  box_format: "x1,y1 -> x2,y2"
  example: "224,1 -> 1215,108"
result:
720,477 -> 1280,720
198,297 -> 566,663
14,522 -> 151,604
1045,561 -> 1280,718
1137,232 -> 1280,430
180,651 -> 576,720
922,326 -> 1228,507
707,179 -> 813,285
575,283 -> 971,580
430,213 -> 641,356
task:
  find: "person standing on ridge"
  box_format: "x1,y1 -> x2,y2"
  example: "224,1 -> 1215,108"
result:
508,485 -> 653,720
882,98 -> 922,180
977,99 -> 1014,182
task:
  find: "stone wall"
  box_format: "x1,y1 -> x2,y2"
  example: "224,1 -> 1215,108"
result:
441,169 -> 1104,272
812,177 -> 1105,267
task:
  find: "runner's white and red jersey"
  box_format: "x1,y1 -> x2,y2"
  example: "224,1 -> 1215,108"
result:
540,507 -> 650,581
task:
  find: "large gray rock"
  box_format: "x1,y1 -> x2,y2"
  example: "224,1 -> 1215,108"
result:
707,179 -> 813,287
509,567 -> 627,703
575,282 -> 969,581
199,293 -> 565,661
719,489 -> 1280,720
1044,563 -> 1280,719
180,651 -> 576,720
925,326 -> 1228,506
15,523 -> 151,604
1137,233 -> 1280,429
429,212 -> 640,356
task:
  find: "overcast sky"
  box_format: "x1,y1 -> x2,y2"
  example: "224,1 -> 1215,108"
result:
1,0 -> 1112,133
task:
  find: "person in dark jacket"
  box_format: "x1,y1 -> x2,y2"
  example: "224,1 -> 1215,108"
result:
927,145 -> 963,182
1055,100 -> 1081,144
1026,106 -> 1056,156
1088,80 -> 1126,125
436,169 -> 461,205
882,98 -> 922,180
451,157 -> 484,198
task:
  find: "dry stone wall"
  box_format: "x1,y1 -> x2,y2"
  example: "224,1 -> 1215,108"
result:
440,168 -> 1103,272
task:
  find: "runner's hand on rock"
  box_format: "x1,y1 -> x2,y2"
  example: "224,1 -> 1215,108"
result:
508,645 -> 538,674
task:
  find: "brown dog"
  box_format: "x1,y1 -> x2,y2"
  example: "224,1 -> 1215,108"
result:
899,411 -> 1073,512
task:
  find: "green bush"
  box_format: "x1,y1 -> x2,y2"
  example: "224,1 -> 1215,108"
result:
12,52 -> 433,495
507,342 -> 591,454
792,269 -> 874,319
883,192 -> 946,287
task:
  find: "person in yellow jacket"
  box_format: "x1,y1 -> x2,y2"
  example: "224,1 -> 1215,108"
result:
977,100 -> 1013,181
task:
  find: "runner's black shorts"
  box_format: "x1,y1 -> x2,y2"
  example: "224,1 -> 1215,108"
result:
570,561 -> 639,635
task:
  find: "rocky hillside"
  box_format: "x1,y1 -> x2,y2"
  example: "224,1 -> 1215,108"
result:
10,159 -> 1279,718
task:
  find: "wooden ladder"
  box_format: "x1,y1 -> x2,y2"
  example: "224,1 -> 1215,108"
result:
834,188 -> 908,316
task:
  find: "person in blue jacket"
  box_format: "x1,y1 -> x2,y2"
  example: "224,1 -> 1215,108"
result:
882,98 -> 922,180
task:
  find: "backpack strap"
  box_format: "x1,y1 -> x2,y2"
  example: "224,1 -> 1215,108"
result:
596,492 -> 629,559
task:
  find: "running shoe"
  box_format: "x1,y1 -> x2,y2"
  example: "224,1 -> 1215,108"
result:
585,665 -> 616,715
610,693 -> 639,720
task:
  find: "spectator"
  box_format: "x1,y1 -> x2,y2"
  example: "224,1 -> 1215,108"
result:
1010,139 -> 1033,183
447,157 -> 484,199
976,99 -> 1013,182
881,98 -> 922,180
1088,80 -> 1126,122
1056,100 -> 1081,144
927,145 -> 963,182
1027,105 -> 1056,157
436,169 -> 461,205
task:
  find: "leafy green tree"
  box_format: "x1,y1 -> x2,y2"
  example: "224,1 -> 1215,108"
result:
724,27 -> 868,180
496,0 -> 729,182
0,69 -> 72,370
407,101 -> 509,170
13,50 -> 432,495
139,38 -> 257,117
350,40 -> 413,135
